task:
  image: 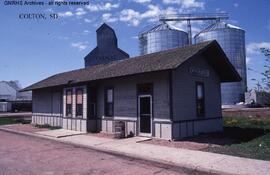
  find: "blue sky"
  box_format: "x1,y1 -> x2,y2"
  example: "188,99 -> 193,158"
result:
0,0 -> 269,89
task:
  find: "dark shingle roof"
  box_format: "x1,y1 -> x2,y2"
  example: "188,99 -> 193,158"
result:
22,41 -> 241,91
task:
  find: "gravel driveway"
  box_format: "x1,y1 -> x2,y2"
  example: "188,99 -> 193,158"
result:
0,131 -> 214,175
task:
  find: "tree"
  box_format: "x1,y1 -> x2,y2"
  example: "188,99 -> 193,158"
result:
260,48 -> 270,91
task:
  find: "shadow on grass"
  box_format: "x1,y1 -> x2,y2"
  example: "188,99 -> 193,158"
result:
180,127 -> 268,146
203,129 -> 270,160
174,116 -> 270,160
224,127 -> 268,143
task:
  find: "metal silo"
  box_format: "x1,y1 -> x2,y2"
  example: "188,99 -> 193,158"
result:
195,21 -> 247,105
139,22 -> 188,55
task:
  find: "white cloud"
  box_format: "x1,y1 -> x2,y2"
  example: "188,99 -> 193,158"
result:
162,6 -> 178,15
75,8 -> 86,16
246,57 -> 251,64
119,5 -> 178,26
44,8 -> 53,13
233,3 -> 239,7
163,0 -> 204,9
167,21 -> 186,30
247,42 -> 270,54
102,13 -> 118,23
83,30 -> 91,35
141,4 -> 161,19
85,4 -> 99,12
119,0 -> 202,26
215,8 -> 227,13
85,2 -> 119,12
58,11 -> 73,17
104,2 -> 119,9
71,42 -> 88,51
133,0 -> 151,4
56,36 -> 69,40
229,19 -> 238,24
119,9 -> 141,26
144,6 -> 179,22
84,18 -> 93,23
71,30 -> 91,37
167,20 -> 202,34
58,8 -> 86,19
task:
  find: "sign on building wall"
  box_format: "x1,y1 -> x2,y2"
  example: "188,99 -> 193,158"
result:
189,67 -> 210,78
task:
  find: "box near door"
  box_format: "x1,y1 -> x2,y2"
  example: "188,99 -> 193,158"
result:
114,121 -> 125,138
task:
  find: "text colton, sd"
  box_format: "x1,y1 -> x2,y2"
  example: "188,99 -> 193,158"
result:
18,13 -> 58,20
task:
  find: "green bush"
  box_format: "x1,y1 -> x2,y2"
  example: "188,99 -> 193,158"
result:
35,124 -> 61,130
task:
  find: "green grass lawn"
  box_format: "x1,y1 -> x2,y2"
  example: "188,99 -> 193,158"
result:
0,118 -> 31,126
224,116 -> 270,130
0,118 -> 21,125
205,116 -> 270,160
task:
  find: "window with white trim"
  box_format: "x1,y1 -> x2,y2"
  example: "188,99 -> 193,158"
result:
66,89 -> 72,117
104,87 -> 114,117
76,89 -> 83,117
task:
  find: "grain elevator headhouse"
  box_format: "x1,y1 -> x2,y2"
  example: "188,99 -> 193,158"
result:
84,23 -> 129,67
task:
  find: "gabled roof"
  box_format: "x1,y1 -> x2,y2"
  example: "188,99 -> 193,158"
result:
21,41 -> 241,91
96,23 -> 116,34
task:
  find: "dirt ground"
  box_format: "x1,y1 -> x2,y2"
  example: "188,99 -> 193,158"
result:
1,124 -> 232,152
0,124 -> 48,133
86,132 -> 117,139
222,107 -> 270,117
1,124 -> 118,139
143,132 -> 234,151
0,130 -> 216,175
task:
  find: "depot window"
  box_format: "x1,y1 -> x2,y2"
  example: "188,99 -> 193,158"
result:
66,89 -> 72,117
196,82 -> 205,117
76,89 -> 83,117
104,87 -> 114,117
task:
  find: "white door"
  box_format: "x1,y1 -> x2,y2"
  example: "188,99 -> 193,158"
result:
138,95 -> 152,137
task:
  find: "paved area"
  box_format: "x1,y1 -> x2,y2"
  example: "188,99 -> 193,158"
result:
60,134 -> 270,175
0,112 -> 32,118
1,124 -> 270,175
1,124 -> 48,133
36,129 -> 85,138
0,131 -> 212,175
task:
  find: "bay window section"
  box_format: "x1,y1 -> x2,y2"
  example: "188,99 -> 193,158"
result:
105,87 -> 114,117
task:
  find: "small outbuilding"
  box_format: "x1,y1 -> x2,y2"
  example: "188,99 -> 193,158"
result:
22,24 -> 241,140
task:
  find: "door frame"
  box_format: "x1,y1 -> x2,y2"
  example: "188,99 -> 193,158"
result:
138,94 -> 152,137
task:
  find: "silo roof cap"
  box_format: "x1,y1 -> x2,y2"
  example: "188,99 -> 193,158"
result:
142,22 -> 186,34
195,21 -> 244,37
